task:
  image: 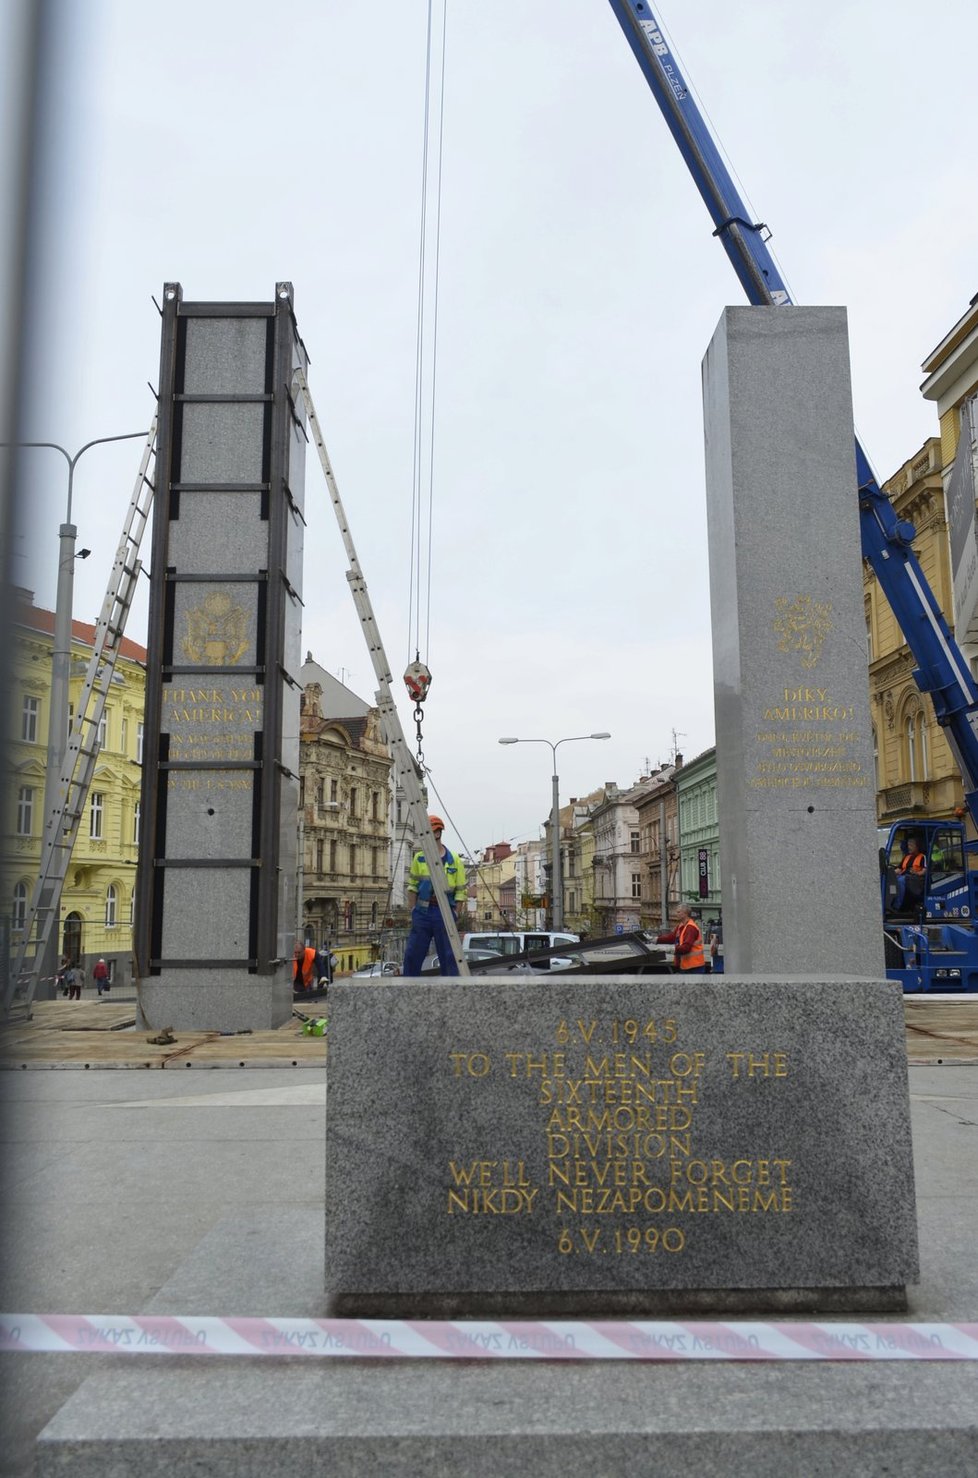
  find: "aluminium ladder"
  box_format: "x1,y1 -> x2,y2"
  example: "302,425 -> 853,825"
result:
3,422 -> 158,1018
292,368 -> 469,975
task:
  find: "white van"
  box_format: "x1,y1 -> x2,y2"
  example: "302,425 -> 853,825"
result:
461,931 -> 579,971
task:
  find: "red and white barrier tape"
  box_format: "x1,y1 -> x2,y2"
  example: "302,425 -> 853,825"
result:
3,1315 -> 977,1361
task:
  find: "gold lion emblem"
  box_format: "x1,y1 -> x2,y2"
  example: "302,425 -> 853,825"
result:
773,595 -> 832,669
182,591 -> 250,665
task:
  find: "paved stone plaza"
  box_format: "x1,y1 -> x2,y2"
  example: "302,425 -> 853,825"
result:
1,1057 -> 976,1475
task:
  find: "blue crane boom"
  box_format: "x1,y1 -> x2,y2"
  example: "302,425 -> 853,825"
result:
607,0 -> 978,826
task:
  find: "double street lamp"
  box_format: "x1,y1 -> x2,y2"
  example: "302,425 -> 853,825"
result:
5,431 -> 149,993
498,732 -> 611,931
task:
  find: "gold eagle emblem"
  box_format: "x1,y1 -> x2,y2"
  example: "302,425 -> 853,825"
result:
181,591 -> 250,666
773,595 -> 832,670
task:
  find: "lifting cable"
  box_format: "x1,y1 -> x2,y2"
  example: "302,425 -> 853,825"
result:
405,0 -> 448,765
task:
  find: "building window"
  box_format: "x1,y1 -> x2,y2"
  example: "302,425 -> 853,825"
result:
105,884 -> 117,928
905,712 -> 928,783
21,695 -> 39,742
371,902 -> 378,928
12,882 -> 28,932
90,792 -> 104,839
97,711 -> 108,749
16,786 -> 34,837
133,802 -> 140,843
136,723 -> 144,764
121,717 -> 128,752
329,840 -> 337,873
919,718 -> 929,779
349,844 -> 357,877
630,830 -> 640,854
872,728 -> 879,794
316,778 -> 324,807
316,839 -> 324,875
631,872 -> 642,899
349,787 -> 358,818
371,791 -> 380,821
330,778 -> 338,803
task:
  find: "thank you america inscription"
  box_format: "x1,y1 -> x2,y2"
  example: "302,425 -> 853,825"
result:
324,977 -> 918,1316
135,283 -> 308,1030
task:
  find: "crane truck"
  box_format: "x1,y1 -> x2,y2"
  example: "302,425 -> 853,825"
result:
607,1 -> 978,992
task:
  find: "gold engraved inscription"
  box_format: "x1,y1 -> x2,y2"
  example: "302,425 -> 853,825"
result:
444,1022 -> 795,1254
752,688 -> 868,791
163,685 -> 263,764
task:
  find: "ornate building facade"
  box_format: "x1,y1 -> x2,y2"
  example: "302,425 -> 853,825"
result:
635,764 -> 682,930
864,437 -> 963,827
298,677 -> 393,969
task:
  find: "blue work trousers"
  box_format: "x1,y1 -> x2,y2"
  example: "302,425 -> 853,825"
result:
402,903 -> 459,977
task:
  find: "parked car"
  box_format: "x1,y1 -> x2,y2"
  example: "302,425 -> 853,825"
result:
461,931 -> 580,971
350,961 -> 400,978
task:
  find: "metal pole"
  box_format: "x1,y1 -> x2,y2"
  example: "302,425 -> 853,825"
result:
35,519 -> 77,992
659,797 -> 668,929
499,732 -> 610,934
550,765 -> 563,931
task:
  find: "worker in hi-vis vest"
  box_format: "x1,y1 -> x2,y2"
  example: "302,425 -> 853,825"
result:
657,904 -> 707,974
893,834 -> 927,911
402,816 -> 467,977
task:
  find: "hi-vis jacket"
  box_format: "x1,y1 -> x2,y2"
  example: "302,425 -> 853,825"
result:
659,917 -> 706,971
408,848 -> 467,907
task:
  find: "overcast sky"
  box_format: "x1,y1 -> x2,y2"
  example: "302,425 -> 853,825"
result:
15,0 -> 978,857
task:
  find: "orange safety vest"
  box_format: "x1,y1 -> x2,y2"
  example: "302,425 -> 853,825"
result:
675,918 -> 706,971
899,852 -> 926,874
295,946 -> 317,986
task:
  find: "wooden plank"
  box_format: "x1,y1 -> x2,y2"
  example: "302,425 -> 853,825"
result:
0,999 -> 328,1069
905,997 -> 978,1065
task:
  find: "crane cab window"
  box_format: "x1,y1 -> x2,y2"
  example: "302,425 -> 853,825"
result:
928,829 -> 964,878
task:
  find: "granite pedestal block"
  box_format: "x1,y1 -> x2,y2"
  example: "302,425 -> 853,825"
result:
702,306 -> 882,977
325,977 -> 918,1316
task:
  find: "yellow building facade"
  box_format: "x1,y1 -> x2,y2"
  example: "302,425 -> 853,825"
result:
865,439 -> 963,825
4,591 -> 147,986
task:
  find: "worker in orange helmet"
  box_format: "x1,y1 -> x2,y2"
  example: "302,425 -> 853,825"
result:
402,816 -> 467,976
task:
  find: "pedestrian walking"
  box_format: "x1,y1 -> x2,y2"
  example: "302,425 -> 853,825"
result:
93,958 -> 110,996
67,964 -> 83,1001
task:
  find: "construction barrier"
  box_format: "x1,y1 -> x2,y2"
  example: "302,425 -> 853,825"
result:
3,1315 -> 978,1361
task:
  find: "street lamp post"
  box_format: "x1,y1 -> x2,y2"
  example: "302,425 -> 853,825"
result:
498,732 -> 611,931
4,431 -> 148,994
